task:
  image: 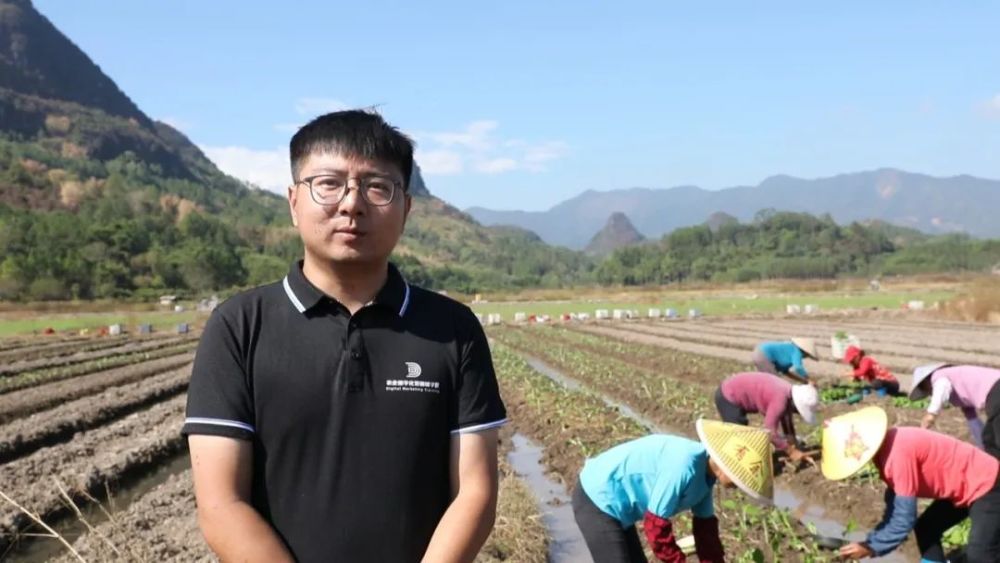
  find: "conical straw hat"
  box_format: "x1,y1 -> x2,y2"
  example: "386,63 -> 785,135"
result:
791,337 -> 818,360
696,419 -> 774,502
820,406 -> 889,481
908,363 -> 950,401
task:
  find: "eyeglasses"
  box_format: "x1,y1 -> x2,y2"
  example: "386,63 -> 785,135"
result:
296,174 -> 401,207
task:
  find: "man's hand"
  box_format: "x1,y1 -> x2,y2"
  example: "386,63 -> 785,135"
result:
921,413 -> 936,429
839,542 -> 874,560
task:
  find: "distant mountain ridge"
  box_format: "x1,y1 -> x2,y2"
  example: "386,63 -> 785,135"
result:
467,169 -> 1000,248
584,211 -> 645,256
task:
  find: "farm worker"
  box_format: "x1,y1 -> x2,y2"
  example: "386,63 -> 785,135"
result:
751,337 -> 817,383
183,111 -> 507,562
714,372 -> 819,463
573,421 -> 774,562
910,363 -> 1000,457
822,406 -> 1000,562
841,346 -> 900,397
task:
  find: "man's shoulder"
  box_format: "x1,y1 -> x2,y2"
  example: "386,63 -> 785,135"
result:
406,284 -> 476,318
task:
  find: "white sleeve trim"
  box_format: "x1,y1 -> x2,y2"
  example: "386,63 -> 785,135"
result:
450,418 -> 507,435
927,379 -> 952,415
185,417 -> 255,433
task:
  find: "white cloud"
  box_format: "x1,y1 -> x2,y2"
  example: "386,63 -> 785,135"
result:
294,97 -> 349,117
200,145 -> 290,194
414,121 -> 568,177
415,149 -> 464,175
980,94 -> 1000,119
522,141 -> 570,172
418,120 -> 499,151
474,158 -> 518,174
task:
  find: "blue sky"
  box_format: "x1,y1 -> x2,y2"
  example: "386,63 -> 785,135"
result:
36,1 -> 1000,211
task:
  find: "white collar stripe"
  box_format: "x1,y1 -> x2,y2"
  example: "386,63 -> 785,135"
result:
399,282 -> 411,317
283,276 -> 306,313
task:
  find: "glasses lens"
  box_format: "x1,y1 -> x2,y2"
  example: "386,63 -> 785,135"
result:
363,179 -> 395,206
309,175 -> 346,203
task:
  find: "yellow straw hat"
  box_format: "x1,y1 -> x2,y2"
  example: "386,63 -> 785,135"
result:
696,419 -> 774,503
820,406 -> 889,481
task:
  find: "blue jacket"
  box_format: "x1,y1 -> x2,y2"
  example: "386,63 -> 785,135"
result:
760,342 -> 808,378
579,435 -> 716,526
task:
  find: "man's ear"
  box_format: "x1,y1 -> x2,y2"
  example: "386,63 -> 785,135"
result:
402,193 -> 412,226
288,183 -> 299,227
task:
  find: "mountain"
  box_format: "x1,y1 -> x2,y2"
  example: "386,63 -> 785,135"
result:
0,0 -> 586,299
584,212 -> 645,256
467,169 -> 1000,249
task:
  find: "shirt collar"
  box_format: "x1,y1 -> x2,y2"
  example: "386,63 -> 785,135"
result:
283,260 -> 410,317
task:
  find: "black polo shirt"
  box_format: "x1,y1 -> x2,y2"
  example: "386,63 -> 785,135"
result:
182,261 -> 507,562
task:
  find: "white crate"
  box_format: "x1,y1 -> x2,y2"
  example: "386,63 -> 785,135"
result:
830,335 -> 861,361
595,309 -> 610,320
514,312 -> 527,323
786,304 -> 802,315
804,304 -> 819,314
907,300 -> 926,311
612,309 -> 625,320
665,308 -> 678,319
648,308 -> 662,318
688,309 -> 701,318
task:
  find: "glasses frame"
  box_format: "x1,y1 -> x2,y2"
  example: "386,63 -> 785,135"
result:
295,174 -> 402,207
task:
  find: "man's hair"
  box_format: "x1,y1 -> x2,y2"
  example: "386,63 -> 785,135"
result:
289,110 -> 414,189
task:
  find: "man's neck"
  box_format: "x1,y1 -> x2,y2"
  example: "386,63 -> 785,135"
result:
301,257 -> 389,315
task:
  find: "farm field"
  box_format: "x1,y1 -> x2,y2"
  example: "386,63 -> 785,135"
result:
0,308 -> 993,561
470,288 -> 955,320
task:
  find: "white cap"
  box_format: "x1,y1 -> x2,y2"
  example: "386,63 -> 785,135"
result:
791,384 -> 819,425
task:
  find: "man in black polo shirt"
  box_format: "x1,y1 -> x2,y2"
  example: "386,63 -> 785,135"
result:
183,110 -> 507,562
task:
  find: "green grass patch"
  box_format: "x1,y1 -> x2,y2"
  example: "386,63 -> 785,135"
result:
0,310 -> 207,337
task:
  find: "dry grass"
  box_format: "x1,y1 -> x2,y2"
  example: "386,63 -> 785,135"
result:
941,279 -> 1000,323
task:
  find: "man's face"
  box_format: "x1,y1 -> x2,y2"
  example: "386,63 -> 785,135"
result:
288,151 -> 411,266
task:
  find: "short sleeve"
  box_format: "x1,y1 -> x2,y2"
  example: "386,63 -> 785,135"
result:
182,309 -> 255,441
450,308 -> 507,434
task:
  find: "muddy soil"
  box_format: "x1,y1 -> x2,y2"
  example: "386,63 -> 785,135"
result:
0,396 -> 186,554
0,336 -> 129,364
703,319 -> 1000,366
0,366 -> 191,463
0,352 -> 194,424
45,470 -> 209,563
0,335 -> 194,377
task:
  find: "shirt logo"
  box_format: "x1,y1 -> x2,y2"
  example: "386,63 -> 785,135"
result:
386,361 -> 439,394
